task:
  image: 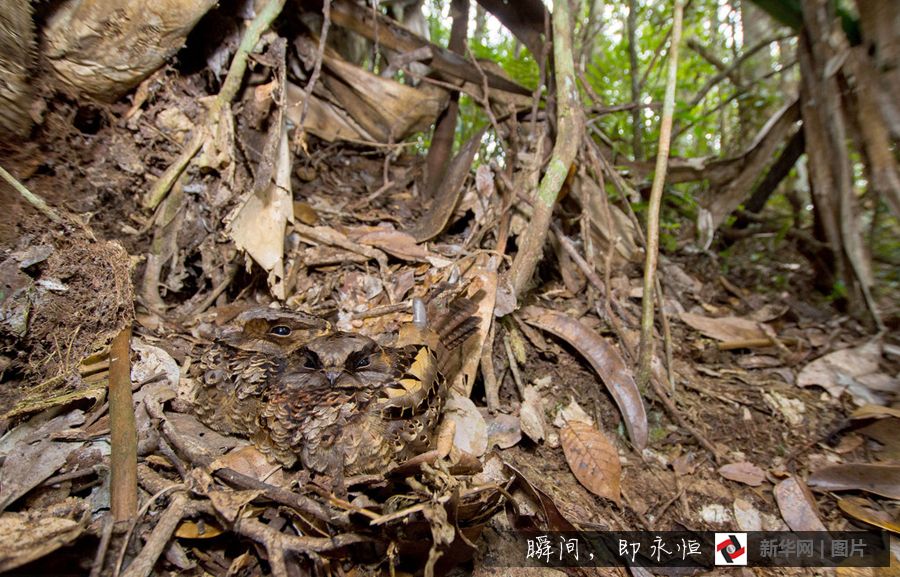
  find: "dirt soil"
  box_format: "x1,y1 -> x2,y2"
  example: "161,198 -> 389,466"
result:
0,60 -> 898,577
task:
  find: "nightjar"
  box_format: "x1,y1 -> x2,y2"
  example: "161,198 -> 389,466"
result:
194,307 -> 332,438
194,299 -> 479,476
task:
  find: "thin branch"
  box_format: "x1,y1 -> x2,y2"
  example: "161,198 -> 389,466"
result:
502,334 -> 525,400
118,490 -> 190,577
637,0 -> 683,387
0,165 -> 65,225
685,33 -> 794,109
300,0 -> 331,129
531,9 -> 550,138
89,514 -> 115,577
465,44 -> 504,140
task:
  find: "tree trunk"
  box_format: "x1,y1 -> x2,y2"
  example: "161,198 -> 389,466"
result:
0,0 -> 35,139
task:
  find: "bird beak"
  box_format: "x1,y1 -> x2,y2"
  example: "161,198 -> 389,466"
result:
324,368 -> 342,385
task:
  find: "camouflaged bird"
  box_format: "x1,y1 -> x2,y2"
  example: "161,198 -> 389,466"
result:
194,307 -> 332,438
194,299 -> 479,476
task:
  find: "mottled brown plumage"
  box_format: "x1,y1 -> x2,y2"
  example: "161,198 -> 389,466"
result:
194,300 -> 478,475
193,307 -> 332,437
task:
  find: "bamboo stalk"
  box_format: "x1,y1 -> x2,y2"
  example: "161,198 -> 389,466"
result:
109,324 -> 137,522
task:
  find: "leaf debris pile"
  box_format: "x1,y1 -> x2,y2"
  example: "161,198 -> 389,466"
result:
0,1 -> 898,575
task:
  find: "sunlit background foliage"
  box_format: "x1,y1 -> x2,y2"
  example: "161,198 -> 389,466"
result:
411,0 -> 899,292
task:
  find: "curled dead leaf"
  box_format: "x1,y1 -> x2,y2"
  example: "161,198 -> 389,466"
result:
0,513 -> 84,573
522,307 -> 648,450
837,499 -> 900,534
480,409 -> 522,450
208,489 -> 262,523
808,464 -> 900,500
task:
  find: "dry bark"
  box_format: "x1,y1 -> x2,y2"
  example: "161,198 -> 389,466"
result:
0,0 -> 35,138
43,0 -> 217,100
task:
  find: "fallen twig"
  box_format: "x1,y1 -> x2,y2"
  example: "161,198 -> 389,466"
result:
117,488 -> 190,577
293,222 -> 389,272
350,300 -> 409,320
191,263 -> 238,316
89,514 -> 115,577
232,517 -> 375,577
347,179 -> 395,211
654,279 -> 676,393
158,416 -> 341,525
502,334 -> 525,400
464,45 -> 504,140
481,322 -> 500,411
647,375 -> 723,464
548,222 -> 607,301
0,165 -> 65,225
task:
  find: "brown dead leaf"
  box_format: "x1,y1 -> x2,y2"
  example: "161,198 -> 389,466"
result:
678,312 -> 770,342
502,461 -> 581,532
208,489 -> 263,523
522,307 -> 648,450
851,405 -> 900,420
444,393 -> 487,457
293,201 -> 318,224
0,412 -> 86,514
808,464 -> 900,499
407,126 -> 487,242
391,269 -> 416,303
834,434 -> 865,454
226,125 -> 293,299
798,341 -> 884,402
455,265 -> 497,396
560,421 -> 621,506
480,409 -> 521,450
348,226 -> 451,266
167,413 -> 249,457
552,396 -> 594,428
436,418 -> 456,458
837,498 -> 900,534
213,445 -> 285,486
284,39 -> 447,144
774,476 -> 827,531
300,245 -> 370,266
856,419 -> 900,461
718,462 -> 767,486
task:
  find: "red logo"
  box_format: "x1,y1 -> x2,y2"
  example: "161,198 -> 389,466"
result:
715,533 -> 747,565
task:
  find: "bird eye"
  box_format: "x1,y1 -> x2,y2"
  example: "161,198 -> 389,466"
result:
356,357 -> 371,369
270,325 -> 292,336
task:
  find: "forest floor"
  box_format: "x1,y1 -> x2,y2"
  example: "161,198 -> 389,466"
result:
0,70 -> 898,577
